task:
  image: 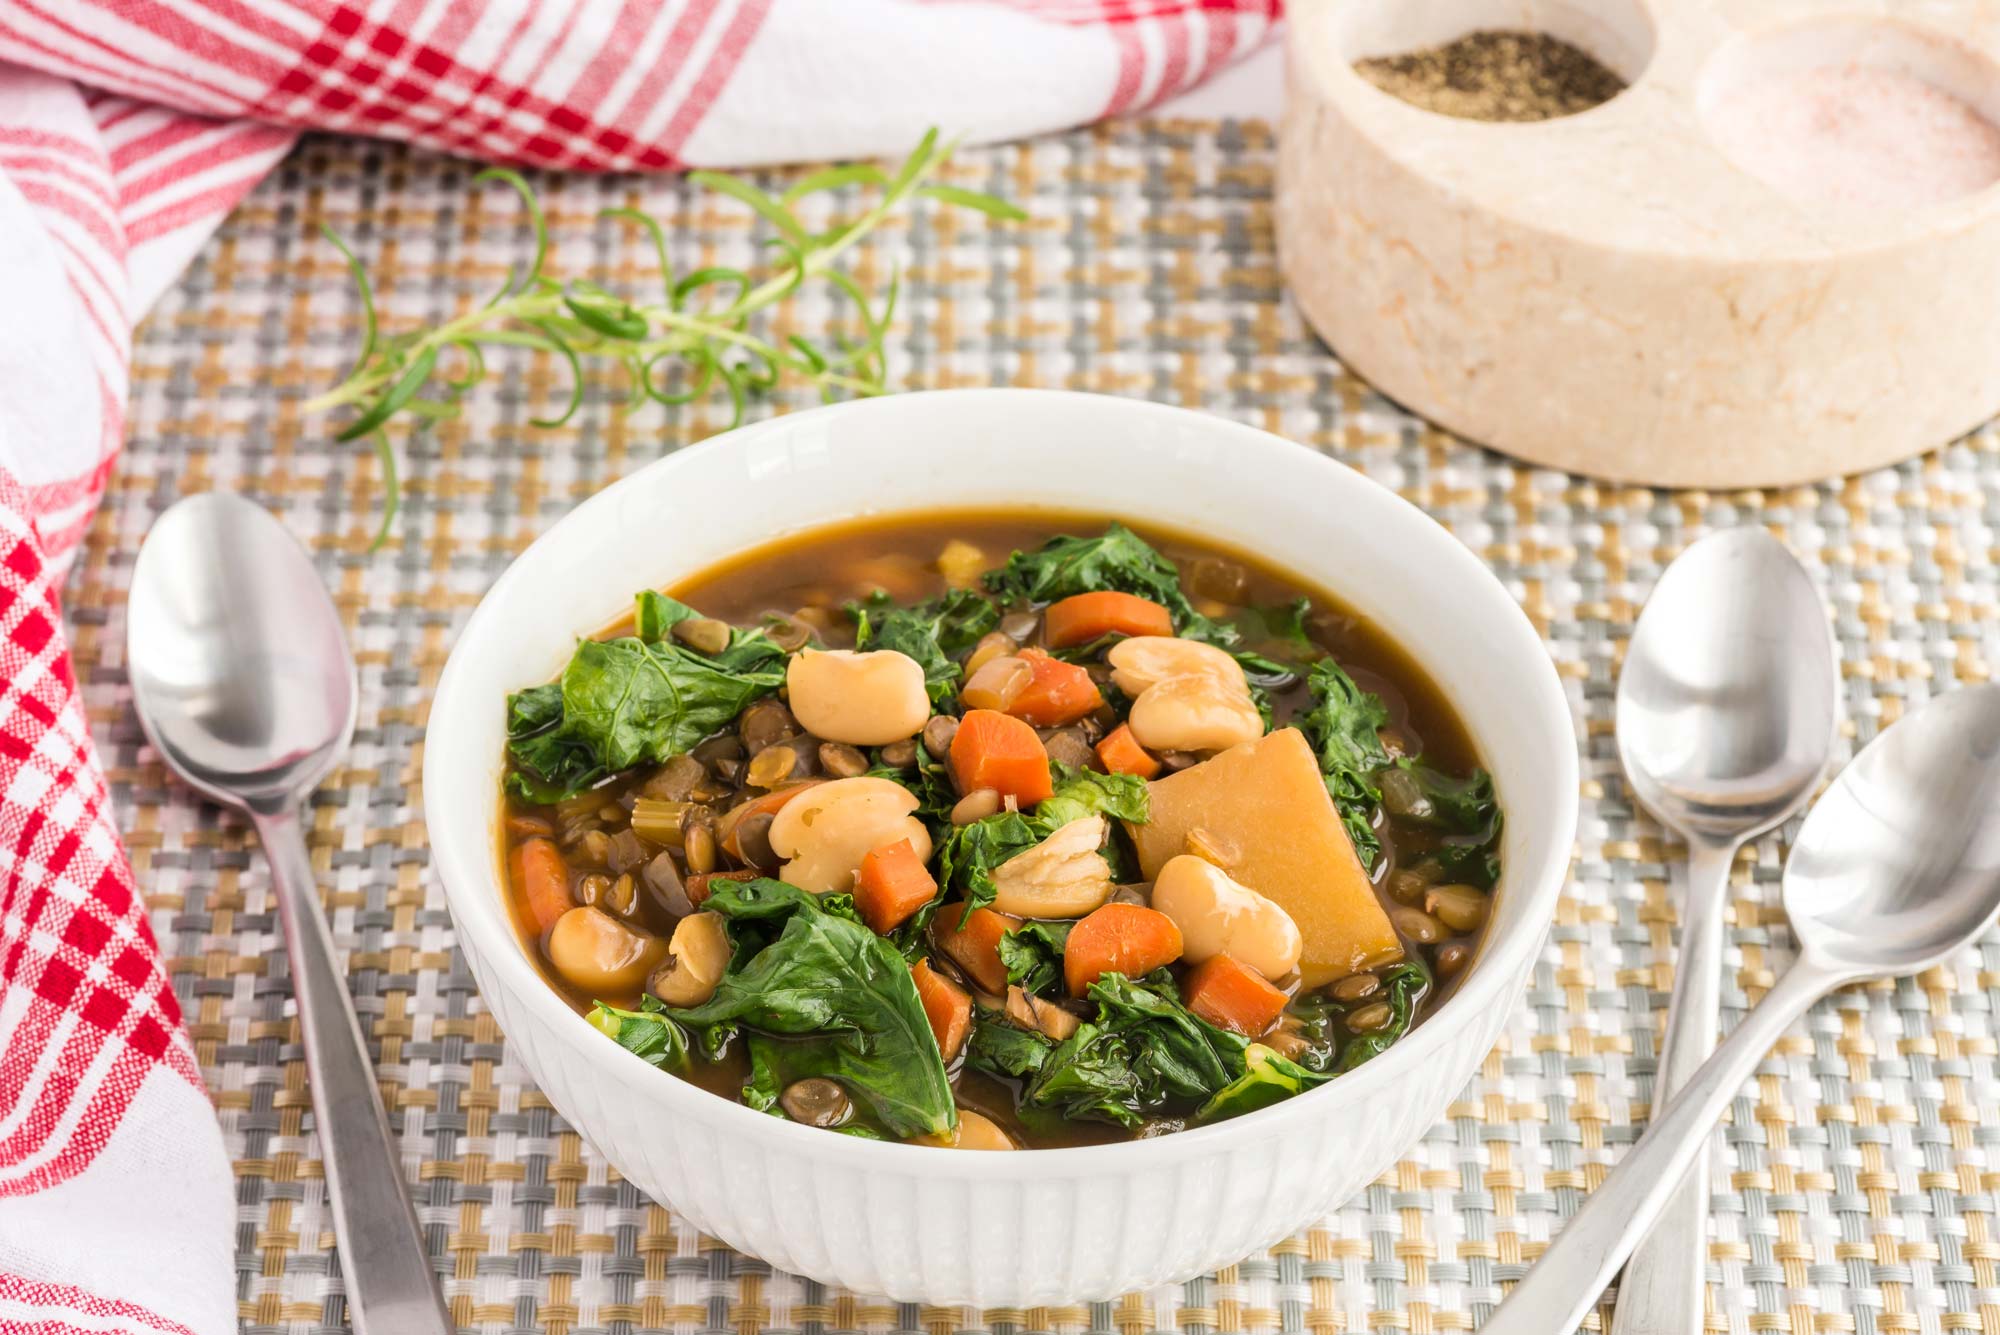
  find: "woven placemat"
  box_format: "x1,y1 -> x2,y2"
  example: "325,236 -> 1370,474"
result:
71,121 -> 2000,1335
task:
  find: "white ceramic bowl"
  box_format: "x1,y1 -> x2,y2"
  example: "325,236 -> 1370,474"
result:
426,389 -> 1577,1304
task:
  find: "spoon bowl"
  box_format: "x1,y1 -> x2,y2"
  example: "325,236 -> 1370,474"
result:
127,492 -> 354,812
1617,527 -> 1839,842
1784,684 -> 2000,975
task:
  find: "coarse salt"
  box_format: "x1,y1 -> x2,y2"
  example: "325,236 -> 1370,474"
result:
1707,62 -> 2000,209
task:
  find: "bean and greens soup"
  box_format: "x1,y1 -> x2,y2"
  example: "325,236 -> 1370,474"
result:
500,514 -> 1502,1149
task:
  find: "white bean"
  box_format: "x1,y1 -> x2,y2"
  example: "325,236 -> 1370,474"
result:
786,649 -> 930,746
1151,854 -> 1302,980
650,911 -> 730,1006
1107,636 -> 1246,697
915,1108 -> 1017,1150
989,816 -> 1115,918
766,776 -> 932,894
547,906 -> 667,995
1126,673 -> 1264,753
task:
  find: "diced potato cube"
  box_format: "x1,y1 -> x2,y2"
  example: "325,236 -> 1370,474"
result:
1126,727 -> 1402,987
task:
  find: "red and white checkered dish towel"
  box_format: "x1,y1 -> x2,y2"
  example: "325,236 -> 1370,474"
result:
0,3 -> 1278,1332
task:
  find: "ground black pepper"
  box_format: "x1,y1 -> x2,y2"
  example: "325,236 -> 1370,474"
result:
1354,30 -> 1626,123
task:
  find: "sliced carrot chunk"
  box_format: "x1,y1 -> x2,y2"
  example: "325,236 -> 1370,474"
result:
855,837 -> 939,933
931,901 -> 1022,995
1095,722 -> 1161,778
512,838 -> 573,934
1044,591 -> 1175,648
1063,902 -> 1184,997
911,959 -> 973,1060
1005,649 -> 1104,727
1183,953 -> 1288,1036
950,709 -> 1053,806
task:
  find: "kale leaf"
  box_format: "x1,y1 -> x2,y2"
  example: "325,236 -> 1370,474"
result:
1389,761 -> 1503,888
848,587 -> 999,706
587,994 -> 692,1070
965,1015 -> 1055,1080
983,522 -> 1249,646
664,878 -> 956,1138
1295,659 -> 1393,870
1196,1043 -> 1333,1123
996,920 -> 1073,997
1038,763 -> 1149,828
1017,970 -> 1248,1128
505,591 -> 787,803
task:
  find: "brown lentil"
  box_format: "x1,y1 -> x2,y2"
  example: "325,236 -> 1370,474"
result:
1392,906 -> 1446,945
1329,973 -> 1381,1003
1346,1001 -> 1394,1033
817,742 -> 870,778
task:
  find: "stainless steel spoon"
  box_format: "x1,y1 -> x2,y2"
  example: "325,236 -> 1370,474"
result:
1481,682 -> 2000,1335
1611,529 -> 1837,1335
127,493 -> 452,1335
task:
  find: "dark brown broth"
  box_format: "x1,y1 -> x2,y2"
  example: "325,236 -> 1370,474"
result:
500,509 -> 1488,1147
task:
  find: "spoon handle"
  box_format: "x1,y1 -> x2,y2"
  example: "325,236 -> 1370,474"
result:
253,806 -> 456,1335
1478,956 -> 1846,1335
1609,839 -> 1735,1335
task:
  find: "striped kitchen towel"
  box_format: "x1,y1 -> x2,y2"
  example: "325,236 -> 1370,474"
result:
0,4 -> 1278,1333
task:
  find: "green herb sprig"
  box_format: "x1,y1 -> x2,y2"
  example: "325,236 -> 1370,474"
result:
307,131 -> 1021,541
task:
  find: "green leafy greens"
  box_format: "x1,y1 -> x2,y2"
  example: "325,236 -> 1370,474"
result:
310,131 -> 1023,543
848,587 -> 999,706
1295,659 -> 1393,869
1195,1044 -> 1337,1122
1390,762 -> 1504,888
588,995 -> 692,1071
1019,971 -> 1249,1129
504,591 -> 785,802
996,921 -> 1073,997
665,878 -> 956,1138
983,523 -> 1241,644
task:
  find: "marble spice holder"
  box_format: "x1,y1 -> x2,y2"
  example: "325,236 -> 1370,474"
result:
1277,0 -> 2000,486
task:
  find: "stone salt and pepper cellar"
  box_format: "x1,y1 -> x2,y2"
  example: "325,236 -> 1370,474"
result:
1278,0 -> 2000,486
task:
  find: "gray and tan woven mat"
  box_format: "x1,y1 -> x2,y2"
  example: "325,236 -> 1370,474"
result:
74,121 -> 2000,1335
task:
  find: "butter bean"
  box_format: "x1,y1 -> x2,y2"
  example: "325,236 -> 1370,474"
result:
1150,854 -> 1302,980
786,649 -> 930,746
1106,636 -> 1246,697
1127,674 -> 1263,753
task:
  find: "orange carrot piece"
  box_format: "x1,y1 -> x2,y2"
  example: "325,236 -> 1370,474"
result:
1006,650 -> 1105,727
856,838 -> 939,933
1043,591 -> 1175,648
1183,953 -> 1288,1036
911,959 -> 973,1060
949,709 -> 1054,806
512,837 -> 574,934
719,778 -> 824,859
1063,902 -> 1185,996
931,901 -> 1022,995
1095,722 -> 1161,779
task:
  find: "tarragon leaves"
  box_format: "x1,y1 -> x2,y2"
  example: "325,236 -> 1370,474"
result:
308,132 -> 1023,540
